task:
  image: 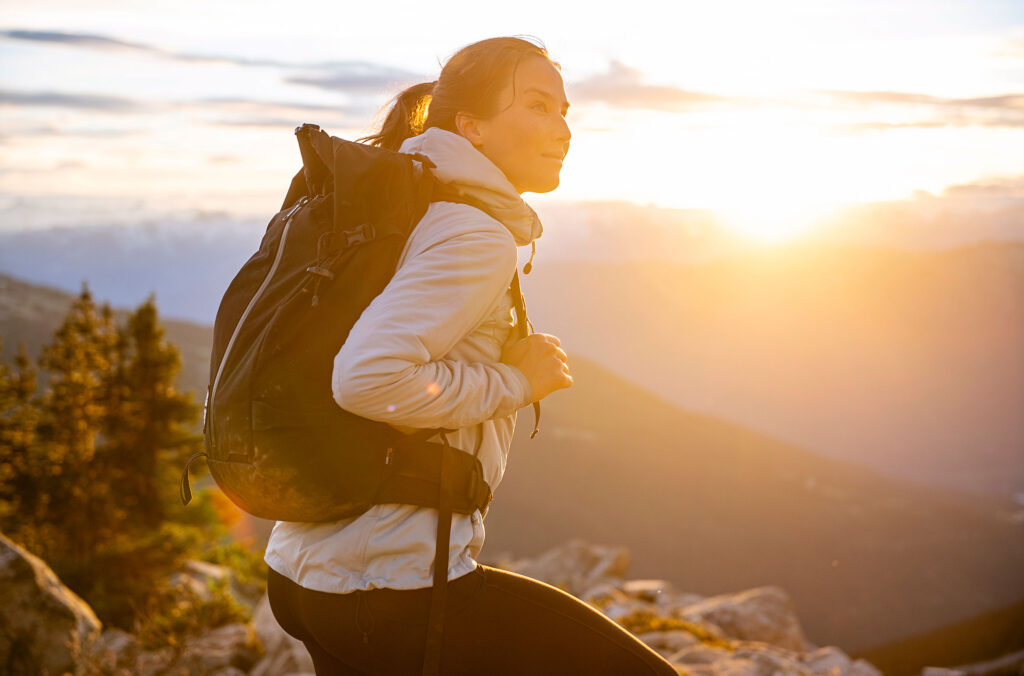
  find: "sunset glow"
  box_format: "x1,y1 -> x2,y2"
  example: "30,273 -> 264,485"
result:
1,0 -> 1023,243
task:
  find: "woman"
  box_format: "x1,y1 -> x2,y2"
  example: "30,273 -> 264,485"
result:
265,36 -> 679,675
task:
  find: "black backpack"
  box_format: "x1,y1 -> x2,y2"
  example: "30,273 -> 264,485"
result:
178,123 -> 539,676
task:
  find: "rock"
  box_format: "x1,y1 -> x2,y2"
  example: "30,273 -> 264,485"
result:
168,559 -> 261,610
210,668 -> 248,676
635,629 -> 699,657
849,659 -> 883,676
680,585 -> 813,652
178,622 -> 263,673
732,642 -> 812,674
0,532 -> 102,675
801,645 -> 882,675
669,643 -> 735,665
249,592 -> 315,676
80,628 -> 140,674
600,598 -> 660,623
501,539 -> 630,596
579,580 -> 630,605
136,646 -> 177,676
702,656 -> 773,676
802,645 -> 853,674
130,623 -> 263,676
622,579 -> 677,602
678,666 -> 716,676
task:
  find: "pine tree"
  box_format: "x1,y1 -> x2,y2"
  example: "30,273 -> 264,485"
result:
0,337 -> 42,531
33,282 -> 115,561
1,284 -> 231,630
108,293 -> 200,530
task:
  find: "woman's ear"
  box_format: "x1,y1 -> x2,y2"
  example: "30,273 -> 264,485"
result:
454,111 -> 485,148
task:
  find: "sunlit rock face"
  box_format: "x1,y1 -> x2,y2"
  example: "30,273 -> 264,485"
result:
487,539 -> 882,676
0,532 -> 102,675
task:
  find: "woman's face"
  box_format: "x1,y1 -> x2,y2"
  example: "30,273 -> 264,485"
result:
457,56 -> 571,194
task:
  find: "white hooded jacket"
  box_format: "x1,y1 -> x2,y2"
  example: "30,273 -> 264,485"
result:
263,127 -> 543,592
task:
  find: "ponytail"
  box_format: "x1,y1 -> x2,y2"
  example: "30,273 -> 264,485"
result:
358,37 -> 557,152
357,80 -> 436,150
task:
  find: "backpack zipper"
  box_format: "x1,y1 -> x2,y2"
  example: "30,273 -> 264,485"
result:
208,196 -> 310,439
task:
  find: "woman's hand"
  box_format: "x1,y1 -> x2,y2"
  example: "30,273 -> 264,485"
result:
500,332 -> 573,402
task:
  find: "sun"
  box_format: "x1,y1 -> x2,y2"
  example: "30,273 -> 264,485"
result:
714,199 -> 838,244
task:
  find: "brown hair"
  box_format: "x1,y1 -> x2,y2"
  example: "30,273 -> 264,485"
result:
358,36 -> 559,151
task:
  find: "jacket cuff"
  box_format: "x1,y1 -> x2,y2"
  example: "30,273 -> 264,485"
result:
503,363 -> 534,411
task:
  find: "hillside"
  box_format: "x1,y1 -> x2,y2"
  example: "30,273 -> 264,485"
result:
0,273 -> 213,409
2,270 -> 1022,666
484,355 -> 1024,657
518,241 -> 1024,499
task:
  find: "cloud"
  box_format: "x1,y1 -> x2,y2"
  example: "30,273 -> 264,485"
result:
1,28 -> 298,68
819,89 -> 1024,110
0,89 -> 365,124
0,27 -> 427,87
204,116 -> 324,129
568,61 -> 738,111
1,28 -> 147,50
819,89 -> 1024,130
205,154 -> 243,165
0,90 -> 150,112
195,96 -> 361,115
938,174 -> 1024,201
284,62 -> 428,95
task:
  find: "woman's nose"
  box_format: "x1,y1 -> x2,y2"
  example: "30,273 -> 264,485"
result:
554,115 -> 571,148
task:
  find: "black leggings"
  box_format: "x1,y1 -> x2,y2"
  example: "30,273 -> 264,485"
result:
267,565 -> 679,675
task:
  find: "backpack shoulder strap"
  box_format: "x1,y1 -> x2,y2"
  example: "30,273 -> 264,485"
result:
510,270 -> 541,439
428,180 -> 542,438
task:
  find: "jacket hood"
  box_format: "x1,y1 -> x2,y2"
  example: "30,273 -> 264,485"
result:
399,127 -> 543,246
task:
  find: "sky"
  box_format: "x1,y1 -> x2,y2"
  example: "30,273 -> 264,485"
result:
2,0 -> 1024,242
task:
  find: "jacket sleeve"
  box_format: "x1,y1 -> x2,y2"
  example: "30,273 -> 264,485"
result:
331,214 -> 533,430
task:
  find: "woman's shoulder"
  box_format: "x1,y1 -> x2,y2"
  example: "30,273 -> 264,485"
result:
410,200 -> 516,251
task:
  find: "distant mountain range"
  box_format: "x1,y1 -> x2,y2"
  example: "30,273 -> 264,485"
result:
518,242 -> 1024,500
1,213 -> 1022,498
1,207 -> 1022,503
1,271 -> 1022,661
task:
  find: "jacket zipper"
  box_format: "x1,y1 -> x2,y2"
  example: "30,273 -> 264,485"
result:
207,196 -> 309,435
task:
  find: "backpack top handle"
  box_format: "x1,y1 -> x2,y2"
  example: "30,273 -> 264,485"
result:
294,123 -> 333,198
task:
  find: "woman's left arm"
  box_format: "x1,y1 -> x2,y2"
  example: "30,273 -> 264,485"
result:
331,212 -> 532,430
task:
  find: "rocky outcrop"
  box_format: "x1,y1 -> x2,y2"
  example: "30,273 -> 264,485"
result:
0,535 -> 888,675
0,533 -> 102,676
498,539 -> 632,596
488,539 -> 882,676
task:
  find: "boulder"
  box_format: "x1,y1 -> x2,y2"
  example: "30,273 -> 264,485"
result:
680,585 -> 814,652
168,559 -> 261,610
249,592 -> 315,676
0,532 -> 101,675
130,623 -> 263,676
802,645 -> 882,676
670,643 -> 735,665
501,539 -> 630,596
80,628 -> 140,674
635,629 -> 699,657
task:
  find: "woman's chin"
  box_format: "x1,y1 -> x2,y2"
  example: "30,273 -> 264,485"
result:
521,175 -> 561,194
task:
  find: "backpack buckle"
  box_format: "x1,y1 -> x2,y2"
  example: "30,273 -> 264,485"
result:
341,222 -> 375,248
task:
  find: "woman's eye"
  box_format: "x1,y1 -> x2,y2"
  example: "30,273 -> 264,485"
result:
532,102 -> 547,113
